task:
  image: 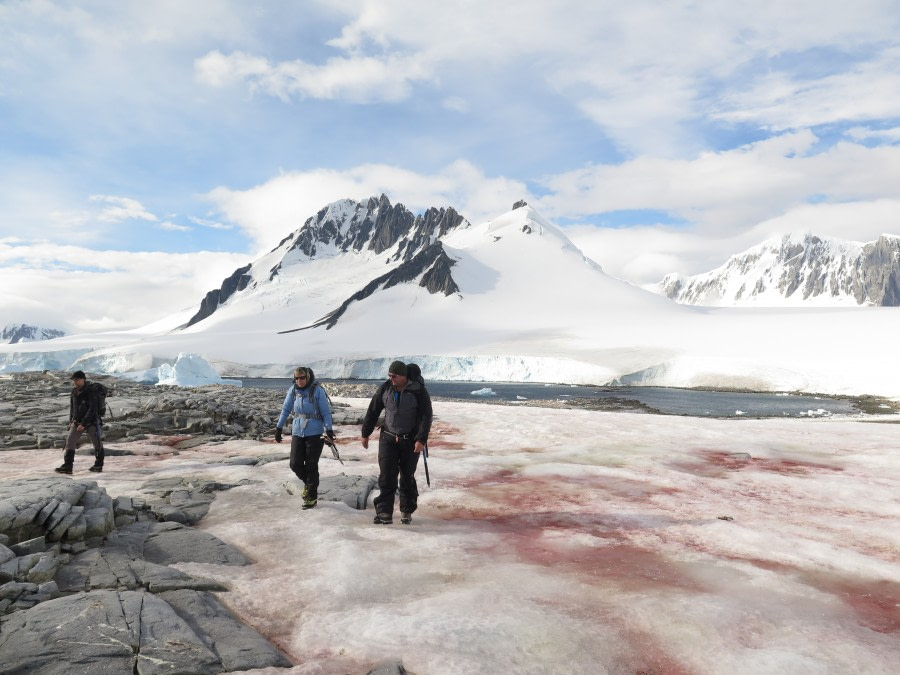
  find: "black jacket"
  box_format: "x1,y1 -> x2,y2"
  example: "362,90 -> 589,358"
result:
69,382 -> 100,426
362,378 -> 433,443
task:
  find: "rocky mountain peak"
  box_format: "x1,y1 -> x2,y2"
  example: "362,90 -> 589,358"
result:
658,232 -> 900,306
1,324 -> 65,344
184,195 -> 471,329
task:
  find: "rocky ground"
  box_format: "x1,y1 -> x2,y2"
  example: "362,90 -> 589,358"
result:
0,370 -> 373,452
0,372 -> 402,674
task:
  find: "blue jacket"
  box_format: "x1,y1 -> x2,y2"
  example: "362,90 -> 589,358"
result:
277,383 -> 333,437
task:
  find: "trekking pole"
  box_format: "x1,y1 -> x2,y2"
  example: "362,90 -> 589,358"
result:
422,442 -> 430,487
323,436 -> 344,465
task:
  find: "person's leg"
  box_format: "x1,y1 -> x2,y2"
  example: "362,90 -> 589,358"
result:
60,424 -> 80,469
373,433 -> 401,518
88,422 -> 104,469
397,440 -> 421,516
303,436 -> 325,500
290,435 -> 306,483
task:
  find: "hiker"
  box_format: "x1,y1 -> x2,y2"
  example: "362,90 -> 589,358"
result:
55,370 -> 104,474
361,360 -> 433,525
274,366 -> 335,509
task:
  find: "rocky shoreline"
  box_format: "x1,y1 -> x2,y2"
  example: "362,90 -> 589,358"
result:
0,370 -> 372,453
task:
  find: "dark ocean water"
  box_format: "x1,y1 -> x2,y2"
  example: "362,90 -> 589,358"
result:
240,378 -> 863,419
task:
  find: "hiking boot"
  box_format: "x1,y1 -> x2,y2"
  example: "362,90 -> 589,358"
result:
301,484 -> 309,500
400,512 -> 412,524
88,465 -> 103,473
302,498 -> 317,509
373,512 -> 393,525
54,465 -> 73,474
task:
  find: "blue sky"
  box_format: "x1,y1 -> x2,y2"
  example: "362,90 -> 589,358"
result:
2,0 -> 900,332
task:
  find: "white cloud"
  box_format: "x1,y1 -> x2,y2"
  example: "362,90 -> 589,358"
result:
846,125 -> 900,143
159,221 -> 190,232
536,132 -> 900,233
0,240 -> 248,333
194,49 -> 432,103
89,195 -> 157,223
189,216 -> 232,230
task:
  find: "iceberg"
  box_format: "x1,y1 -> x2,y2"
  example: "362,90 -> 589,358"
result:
471,387 -> 496,396
156,353 -> 242,387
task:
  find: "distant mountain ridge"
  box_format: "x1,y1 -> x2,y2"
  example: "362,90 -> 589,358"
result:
1,324 -> 65,344
657,233 -> 900,306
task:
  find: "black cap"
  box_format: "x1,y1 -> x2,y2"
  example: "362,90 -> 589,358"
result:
388,360 -> 407,376
71,370 -> 86,380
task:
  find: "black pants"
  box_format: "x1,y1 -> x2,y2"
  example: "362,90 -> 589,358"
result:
63,421 -> 104,467
374,431 -> 420,516
290,435 -> 324,499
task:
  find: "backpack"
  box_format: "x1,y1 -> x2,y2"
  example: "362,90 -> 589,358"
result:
90,381 -> 112,418
406,362 -> 424,385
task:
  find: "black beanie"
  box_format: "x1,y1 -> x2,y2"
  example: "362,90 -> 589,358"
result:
388,360 -> 407,376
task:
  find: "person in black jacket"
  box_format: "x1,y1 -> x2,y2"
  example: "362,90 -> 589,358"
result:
54,370 -> 104,474
361,360 -> 433,524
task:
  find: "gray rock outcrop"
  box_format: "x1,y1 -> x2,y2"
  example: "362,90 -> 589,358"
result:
0,477 -> 292,672
0,588 -> 290,673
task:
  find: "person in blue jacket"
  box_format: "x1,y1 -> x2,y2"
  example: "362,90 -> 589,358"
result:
274,366 -> 334,509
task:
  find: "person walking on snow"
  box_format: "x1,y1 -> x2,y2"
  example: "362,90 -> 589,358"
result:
275,367 -> 334,509
55,370 -> 104,474
361,360 -> 433,525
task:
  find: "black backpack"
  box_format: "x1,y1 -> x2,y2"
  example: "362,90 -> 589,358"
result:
90,381 -> 112,418
406,363 -> 424,385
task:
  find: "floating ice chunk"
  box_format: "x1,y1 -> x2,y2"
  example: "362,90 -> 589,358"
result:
799,408 -> 832,417
471,387 -> 496,396
156,352 -> 242,387
735,410 -> 745,416
516,395 -> 528,400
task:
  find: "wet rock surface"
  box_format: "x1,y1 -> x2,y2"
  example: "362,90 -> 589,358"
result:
0,476 -> 291,672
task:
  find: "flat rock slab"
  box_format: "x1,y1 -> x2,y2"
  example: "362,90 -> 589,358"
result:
103,520 -> 250,567
284,473 -> 377,510
0,588 -> 290,673
55,547 -> 228,594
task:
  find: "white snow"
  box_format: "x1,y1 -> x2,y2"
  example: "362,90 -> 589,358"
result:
4,399 -> 898,673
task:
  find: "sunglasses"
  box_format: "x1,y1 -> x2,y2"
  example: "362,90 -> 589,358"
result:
295,375 -> 308,381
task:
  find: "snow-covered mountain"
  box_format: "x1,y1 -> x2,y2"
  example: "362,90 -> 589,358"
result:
1,324 -> 65,344
179,194 -> 469,333
657,233 -> 900,307
1,198 -> 899,397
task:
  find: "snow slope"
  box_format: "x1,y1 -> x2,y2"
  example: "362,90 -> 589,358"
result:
3,402 -> 897,673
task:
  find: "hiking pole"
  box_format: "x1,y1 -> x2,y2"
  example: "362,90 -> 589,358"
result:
422,442 -> 430,487
323,436 -> 344,465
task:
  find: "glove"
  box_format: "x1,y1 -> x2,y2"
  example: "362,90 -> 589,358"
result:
274,428 -> 283,443
325,429 -> 335,441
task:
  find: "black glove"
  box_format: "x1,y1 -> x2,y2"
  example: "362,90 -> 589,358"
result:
325,429 -> 335,441
274,428 -> 283,443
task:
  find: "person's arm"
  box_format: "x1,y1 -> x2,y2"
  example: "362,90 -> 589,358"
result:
415,388 -> 433,444
360,384 -> 386,445
276,387 -> 294,432
317,386 -> 335,437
